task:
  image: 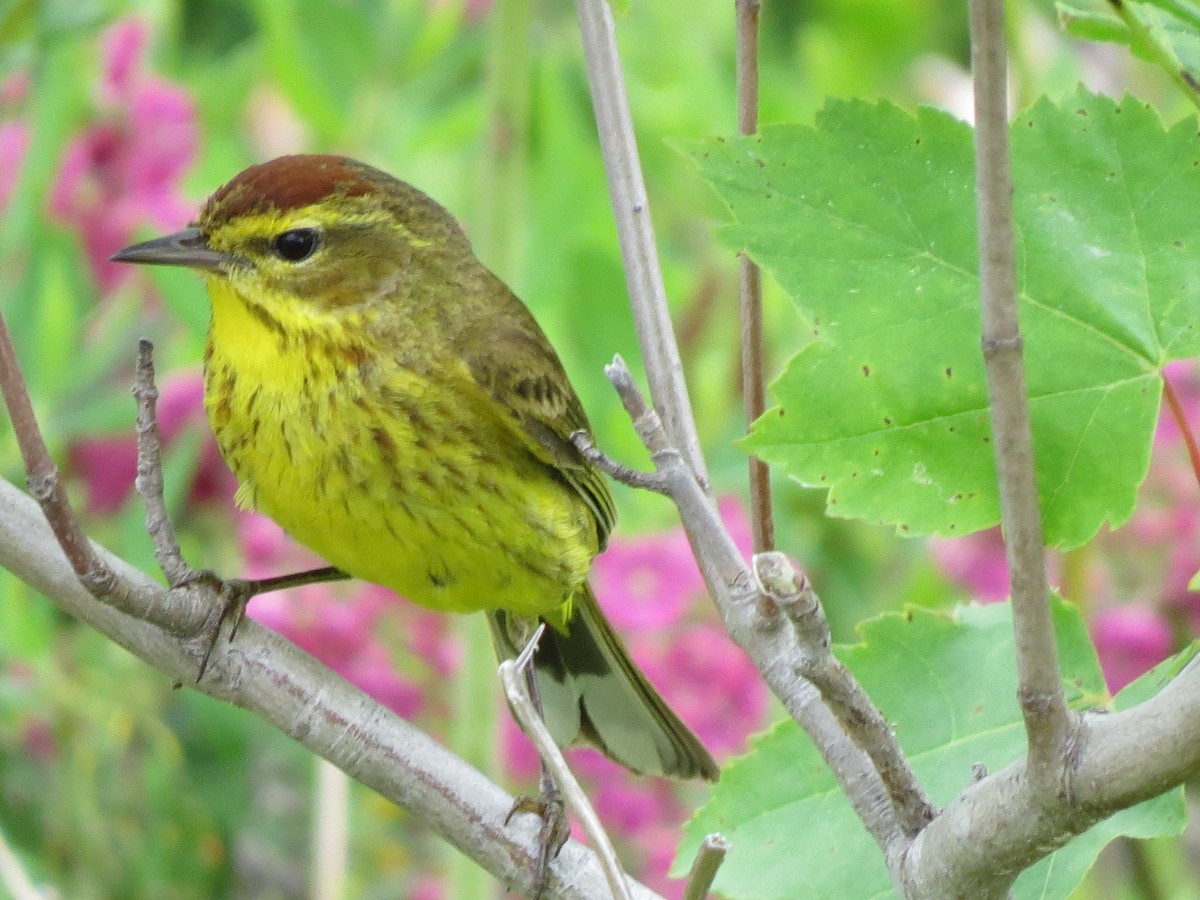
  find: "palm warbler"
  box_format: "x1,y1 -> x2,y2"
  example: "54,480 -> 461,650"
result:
112,155 -> 718,783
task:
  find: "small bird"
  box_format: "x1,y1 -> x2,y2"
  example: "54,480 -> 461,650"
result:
112,154 -> 717,812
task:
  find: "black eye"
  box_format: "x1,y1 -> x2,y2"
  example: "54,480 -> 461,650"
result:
272,228 -> 319,262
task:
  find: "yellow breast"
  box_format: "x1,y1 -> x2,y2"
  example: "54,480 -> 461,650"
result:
200,277 -> 596,620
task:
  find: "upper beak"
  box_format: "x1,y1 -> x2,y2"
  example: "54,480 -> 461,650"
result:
110,227 -> 228,272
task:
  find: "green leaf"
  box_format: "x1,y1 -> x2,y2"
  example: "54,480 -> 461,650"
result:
1131,0 -> 1200,70
1061,0 -> 1200,94
1056,3 -> 1133,45
676,600 -> 1183,899
682,91 -> 1200,548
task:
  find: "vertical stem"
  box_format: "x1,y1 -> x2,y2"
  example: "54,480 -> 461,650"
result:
574,0 -> 709,482
1163,377 -> 1200,492
735,0 -> 774,553
968,0 -> 1071,776
310,758 -> 350,900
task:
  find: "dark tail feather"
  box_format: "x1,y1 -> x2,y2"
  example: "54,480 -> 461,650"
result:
488,585 -> 719,782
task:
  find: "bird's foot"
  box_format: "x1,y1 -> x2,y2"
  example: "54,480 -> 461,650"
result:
505,775 -> 569,899
168,568 -> 255,681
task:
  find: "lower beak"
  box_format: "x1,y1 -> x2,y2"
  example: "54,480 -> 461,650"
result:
111,227 -> 228,272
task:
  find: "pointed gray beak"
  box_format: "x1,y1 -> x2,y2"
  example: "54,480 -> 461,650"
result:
111,227 -> 228,272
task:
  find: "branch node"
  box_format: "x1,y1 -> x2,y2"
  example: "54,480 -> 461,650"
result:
980,334 -> 1023,357
682,832 -> 730,900
78,564 -> 119,598
752,551 -> 810,608
25,467 -> 59,504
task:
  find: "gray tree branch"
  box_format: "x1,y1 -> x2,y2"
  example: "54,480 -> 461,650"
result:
968,0 -> 1074,780
899,655 -> 1200,896
573,0 -> 707,482
0,476 -> 662,900
574,362 -> 914,855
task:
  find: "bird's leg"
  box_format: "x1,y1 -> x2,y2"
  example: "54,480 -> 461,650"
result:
179,566 -> 350,679
504,624 -> 570,899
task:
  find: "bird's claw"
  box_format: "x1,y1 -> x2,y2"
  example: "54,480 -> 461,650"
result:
505,787 -> 569,899
169,569 -> 254,681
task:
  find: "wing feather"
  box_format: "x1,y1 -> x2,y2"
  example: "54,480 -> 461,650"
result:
460,282 -> 617,548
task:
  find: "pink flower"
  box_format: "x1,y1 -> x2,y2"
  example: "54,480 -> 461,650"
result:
929,527 -> 1013,602
593,495 -> 752,629
241,514 -> 457,718
101,21 -> 146,101
633,623 -> 767,757
68,370 -> 236,515
1091,606 -> 1174,693
408,876 -> 444,900
50,19 -> 197,291
341,643 -> 425,719
592,529 -> 704,630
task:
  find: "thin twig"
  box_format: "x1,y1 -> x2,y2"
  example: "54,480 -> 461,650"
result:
594,356 -> 907,856
1163,375 -> 1200,493
134,340 -> 349,678
241,567 -> 348,594
499,648 -> 633,900
681,833 -> 729,900
0,309 -> 115,594
0,315 -> 241,646
735,0 -> 774,554
969,0 -> 1072,780
577,0 -> 914,878
573,0 -> 708,482
572,429 -> 672,494
735,0 -> 760,137
134,339 -> 192,585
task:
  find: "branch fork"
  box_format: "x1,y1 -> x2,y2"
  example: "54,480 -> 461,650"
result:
577,354 -> 935,852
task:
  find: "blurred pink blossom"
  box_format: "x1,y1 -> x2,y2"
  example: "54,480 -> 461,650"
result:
928,527 -> 1015,603
1091,606 -> 1174,693
68,370 -> 236,514
241,514 -> 456,719
592,528 -> 703,630
408,876 -> 443,900
634,623 -> 767,757
594,495 -> 752,630
50,19 -> 197,291
1157,360 -> 1200,446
